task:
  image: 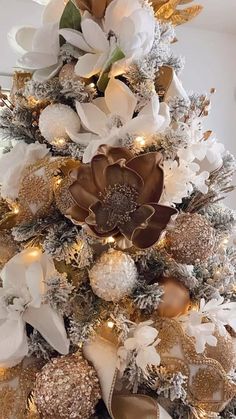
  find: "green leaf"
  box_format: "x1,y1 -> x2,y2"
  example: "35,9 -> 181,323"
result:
59,0 -> 81,31
97,47 -> 125,92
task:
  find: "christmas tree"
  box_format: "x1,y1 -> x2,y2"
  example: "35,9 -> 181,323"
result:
0,0 -> 236,418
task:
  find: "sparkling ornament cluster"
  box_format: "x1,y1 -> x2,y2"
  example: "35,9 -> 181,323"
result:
89,250 -> 138,302
166,213 -> 216,264
34,354 -> 101,419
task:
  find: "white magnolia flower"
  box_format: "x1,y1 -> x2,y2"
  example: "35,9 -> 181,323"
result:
8,0 -> 65,81
182,297 -> 236,353
0,248 -> 69,368
60,0 -> 155,78
73,78 -> 170,162
0,142 -> 50,200
117,321 -> 161,373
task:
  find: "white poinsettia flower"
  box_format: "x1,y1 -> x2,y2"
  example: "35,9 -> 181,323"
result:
0,142 -> 50,201
161,158 -> 209,205
199,297 -> 236,336
181,296 -> 236,353
8,0 -> 65,81
117,321 -> 161,373
0,248 -> 70,368
60,0 -> 155,79
72,78 -> 170,162
184,311 -> 217,354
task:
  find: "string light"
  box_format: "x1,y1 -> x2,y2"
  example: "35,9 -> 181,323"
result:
107,321 -> 114,329
135,136 -> 145,147
89,83 -> 95,88
56,178 -> 62,186
53,138 -> 66,147
106,236 -> 115,244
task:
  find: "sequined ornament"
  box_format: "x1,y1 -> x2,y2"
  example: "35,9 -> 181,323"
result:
166,213 -> 215,264
39,103 -> 81,143
10,71 -> 32,103
204,330 -> 236,374
0,230 -> 19,268
157,276 -> 190,318
0,359 -> 43,419
153,318 -> 236,413
17,157 -> 54,221
89,250 -> 138,302
34,353 -> 101,419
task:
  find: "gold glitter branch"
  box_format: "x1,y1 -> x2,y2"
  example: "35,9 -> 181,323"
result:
151,0 -> 203,25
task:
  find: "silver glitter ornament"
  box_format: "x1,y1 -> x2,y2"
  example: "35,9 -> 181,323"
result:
89,250 -> 138,302
34,353 -> 101,419
166,213 -> 215,265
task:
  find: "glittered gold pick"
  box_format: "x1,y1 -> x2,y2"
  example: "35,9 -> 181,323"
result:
152,0 -> 203,25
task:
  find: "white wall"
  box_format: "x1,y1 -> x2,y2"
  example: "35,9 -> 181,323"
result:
173,26 -> 236,208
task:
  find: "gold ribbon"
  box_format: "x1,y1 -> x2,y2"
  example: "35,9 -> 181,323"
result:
83,337 -> 172,419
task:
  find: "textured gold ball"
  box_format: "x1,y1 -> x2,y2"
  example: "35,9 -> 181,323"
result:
34,353 -> 101,419
157,277 -> 190,318
89,250 -> 138,302
166,213 -> 215,264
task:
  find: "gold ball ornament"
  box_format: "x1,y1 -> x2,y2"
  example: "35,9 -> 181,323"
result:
34,354 -> 101,419
89,250 -> 138,302
166,213 -> 215,264
154,318 -> 236,414
204,330 -> 236,374
157,277 -> 190,318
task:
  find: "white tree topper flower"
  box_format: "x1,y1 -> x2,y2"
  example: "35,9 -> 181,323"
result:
60,0 -> 155,79
117,320 -> 161,373
0,248 -> 70,368
73,78 -> 170,162
182,297 -> 236,354
0,142 -> 50,201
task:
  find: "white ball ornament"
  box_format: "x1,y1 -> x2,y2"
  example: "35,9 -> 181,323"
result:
39,103 -> 81,143
89,250 -> 138,302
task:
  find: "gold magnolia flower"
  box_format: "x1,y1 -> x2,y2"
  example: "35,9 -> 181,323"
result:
67,145 -> 177,249
73,0 -> 113,18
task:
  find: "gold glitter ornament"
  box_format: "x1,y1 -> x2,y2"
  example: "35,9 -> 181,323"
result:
33,353 -> 101,419
0,359 -> 43,419
153,318 -> 236,413
166,213 -> 215,264
89,250 -> 138,302
204,330 -> 236,374
157,276 -> 190,318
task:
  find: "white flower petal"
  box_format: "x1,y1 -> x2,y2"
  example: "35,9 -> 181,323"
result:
124,337 -> 137,351
32,22 -> 60,55
135,325 -> 158,347
42,0 -> 66,23
25,262 -> 45,308
0,318 -> 28,368
8,26 -> 37,55
104,0 -> 142,34
165,72 -> 189,101
68,131 -> 98,145
23,304 -> 69,354
18,51 -> 59,69
76,102 -> 107,135
59,28 -> 93,52
33,60 -> 63,81
83,138 -> 108,163
105,78 -> 137,122
136,346 -> 160,371
81,18 -> 109,51
75,52 -> 107,78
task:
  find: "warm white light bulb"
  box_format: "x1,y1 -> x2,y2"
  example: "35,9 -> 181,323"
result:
106,236 -> 115,244
107,321 -> 114,329
135,136 -> 145,146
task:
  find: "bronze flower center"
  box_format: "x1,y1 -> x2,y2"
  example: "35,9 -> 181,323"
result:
102,184 -> 138,227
